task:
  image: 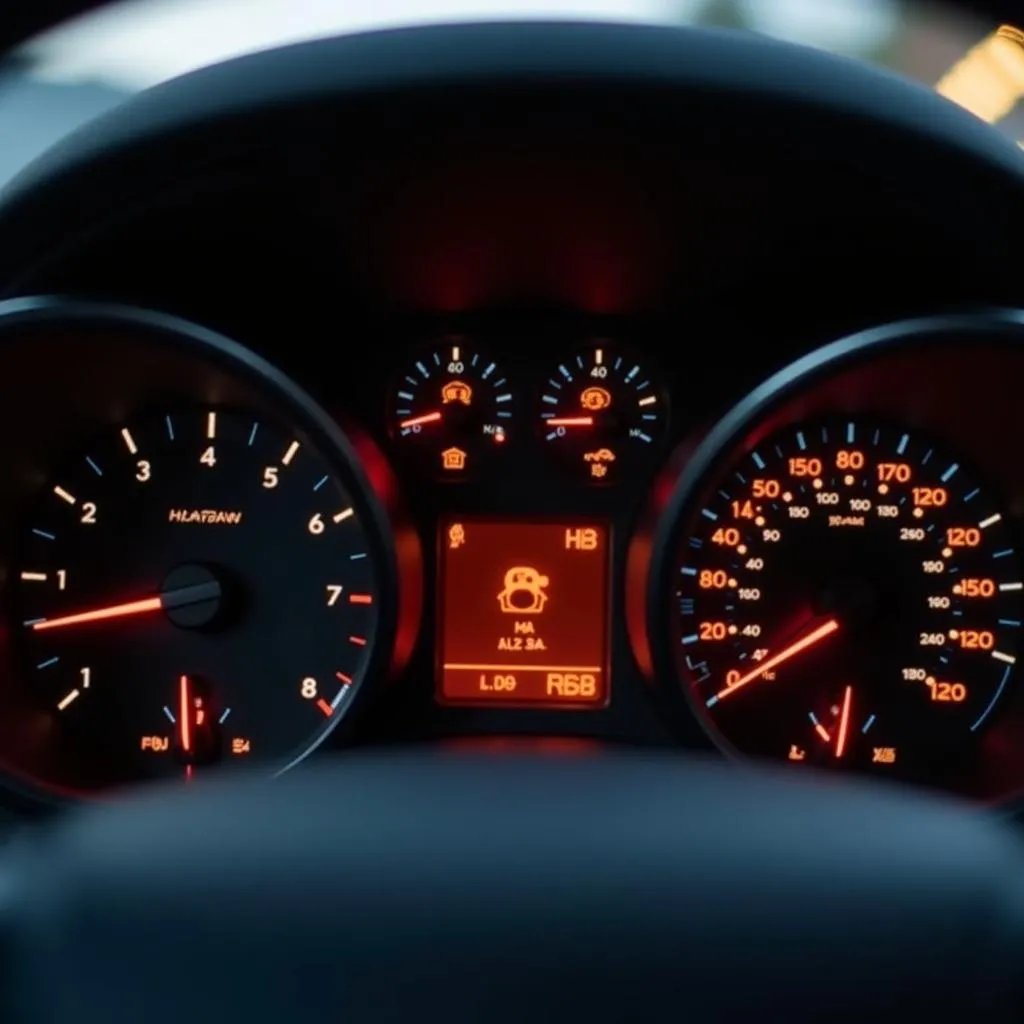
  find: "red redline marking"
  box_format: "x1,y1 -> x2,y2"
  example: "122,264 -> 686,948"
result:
348,635 -> 367,646
316,698 -> 334,717
348,594 -> 373,605
336,672 -> 353,684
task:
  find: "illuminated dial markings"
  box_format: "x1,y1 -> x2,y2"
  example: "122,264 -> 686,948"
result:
387,340 -> 513,477
537,342 -> 667,481
673,420 -> 1022,780
16,409 -> 380,790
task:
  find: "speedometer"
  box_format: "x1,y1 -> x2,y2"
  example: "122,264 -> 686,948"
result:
668,419 -> 1022,779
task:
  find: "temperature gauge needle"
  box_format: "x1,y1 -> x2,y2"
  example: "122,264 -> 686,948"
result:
398,411 -> 442,429
31,578 -> 222,632
713,618 -> 840,702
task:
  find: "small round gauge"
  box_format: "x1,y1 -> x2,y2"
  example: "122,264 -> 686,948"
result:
15,408 -> 385,791
387,339 -> 513,478
537,342 -> 666,482
665,419 -> 1022,780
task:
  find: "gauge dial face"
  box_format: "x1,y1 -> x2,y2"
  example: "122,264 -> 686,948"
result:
15,409 -> 381,791
671,420 -> 1022,780
388,339 -> 513,478
538,342 -> 666,482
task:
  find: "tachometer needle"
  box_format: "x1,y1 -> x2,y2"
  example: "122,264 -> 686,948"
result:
547,417 -> 594,427
32,595 -> 162,630
712,617 -> 840,702
399,411 -> 442,429
835,685 -> 852,759
31,579 -> 222,632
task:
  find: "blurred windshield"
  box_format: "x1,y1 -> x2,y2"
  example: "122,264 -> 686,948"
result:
0,0 -> 1017,183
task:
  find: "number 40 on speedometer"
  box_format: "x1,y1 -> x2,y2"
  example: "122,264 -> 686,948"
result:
672,419 -> 1022,780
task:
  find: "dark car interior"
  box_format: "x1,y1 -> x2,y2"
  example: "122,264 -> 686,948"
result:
0,0 -> 1023,1020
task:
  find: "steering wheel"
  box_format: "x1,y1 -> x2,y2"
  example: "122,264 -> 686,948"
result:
2,1 -> 1024,1022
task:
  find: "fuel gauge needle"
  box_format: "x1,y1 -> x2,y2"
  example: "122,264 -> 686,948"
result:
178,674 -> 192,755
178,674 -> 195,781
834,685 -> 853,759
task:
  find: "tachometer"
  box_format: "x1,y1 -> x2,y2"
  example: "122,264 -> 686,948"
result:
667,420 -> 1021,779
15,407 -> 386,789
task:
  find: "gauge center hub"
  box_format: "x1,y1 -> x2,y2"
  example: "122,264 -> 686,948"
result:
814,575 -> 878,627
159,563 -> 227,630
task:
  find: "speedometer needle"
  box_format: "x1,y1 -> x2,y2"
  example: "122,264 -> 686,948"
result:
31,579 -> 222,631
712,617 -> 840,702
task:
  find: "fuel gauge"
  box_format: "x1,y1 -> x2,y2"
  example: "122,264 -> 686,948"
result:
537,341 -> 667,482
789,686 -> 898,774
172,674 -> 221,772
388,339 -> 514,478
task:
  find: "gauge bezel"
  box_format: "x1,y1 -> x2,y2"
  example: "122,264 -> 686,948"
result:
645,309 -> 1024,777
0,296 -> 411,806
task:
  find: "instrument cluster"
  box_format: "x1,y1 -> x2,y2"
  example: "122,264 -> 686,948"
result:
4,298 -> 1024,808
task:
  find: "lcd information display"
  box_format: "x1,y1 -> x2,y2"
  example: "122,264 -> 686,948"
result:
437,519 -> 610,707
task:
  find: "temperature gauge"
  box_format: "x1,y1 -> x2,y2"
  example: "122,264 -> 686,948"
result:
388,339 -> 514,478
537,342 -> 667,482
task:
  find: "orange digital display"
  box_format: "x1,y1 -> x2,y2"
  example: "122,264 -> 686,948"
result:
438,518 -> 610,707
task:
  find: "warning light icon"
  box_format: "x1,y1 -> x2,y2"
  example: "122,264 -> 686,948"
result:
497,566 -> 550,614
442,447 -> 467,471
580,386 -> 612,411
442,380 -> 473,405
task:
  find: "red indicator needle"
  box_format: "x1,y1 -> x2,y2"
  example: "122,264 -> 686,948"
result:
31,579 -> 221,632
399,411 -> 442,429
547,417 -> 594,427
835,685 -> 853,759
178,674 -> 192,754
33,596 -> 162,631
714,618 -> 840,702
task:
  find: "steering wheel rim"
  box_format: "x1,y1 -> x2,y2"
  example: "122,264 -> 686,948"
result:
0,0 -> 1018,56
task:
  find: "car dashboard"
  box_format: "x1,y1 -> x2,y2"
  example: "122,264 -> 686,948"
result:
0,21 -> 1022,812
